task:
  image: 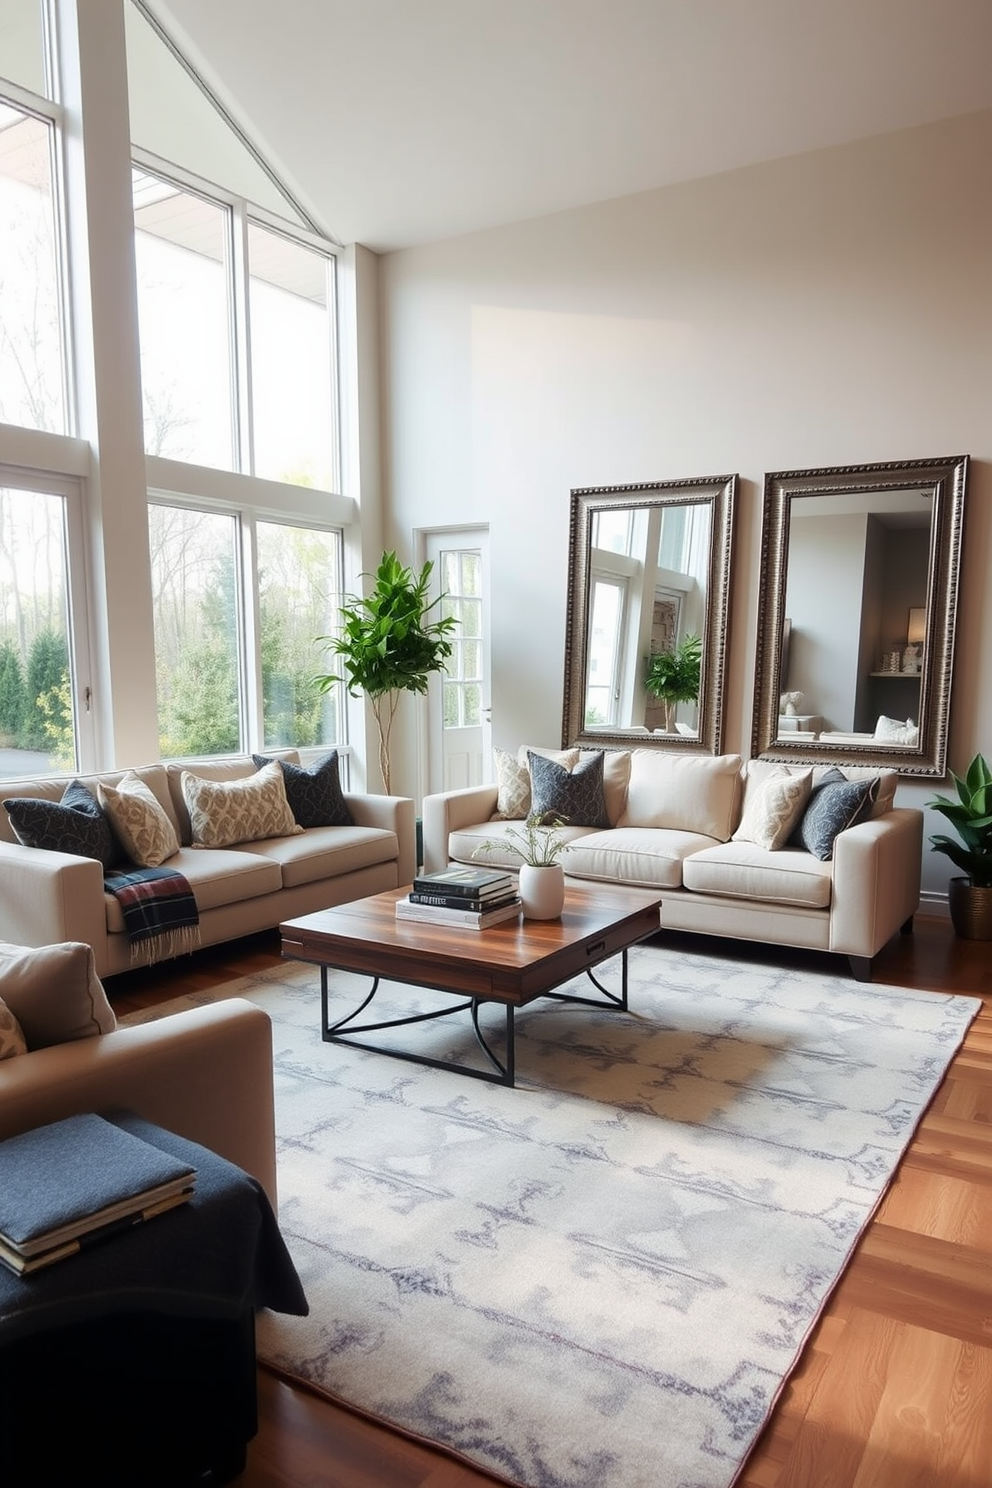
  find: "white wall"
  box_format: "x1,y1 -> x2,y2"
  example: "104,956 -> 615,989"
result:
379,108 -> 992,902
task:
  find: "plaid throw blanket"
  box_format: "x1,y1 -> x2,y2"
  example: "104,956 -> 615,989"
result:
103,865 -> 201,962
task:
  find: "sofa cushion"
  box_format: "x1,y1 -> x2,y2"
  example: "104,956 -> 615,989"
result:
587,748 -> 632,826
796,775 -> 879,861
620,750 -> 742,840
682,843 -> 833,909
0,940 -> 117,1048
232,824 -> 399,889
732,768 -> 813,851
98,771 -> 180,867
103,848 -> 282,932
564,827 -> 720,890
252,751 -> 353,829
3,780 -> 122,868
182,760 -> 303,848
528,749 -> 610,828
449,818 -> 596,873
0,996 -> 27,1060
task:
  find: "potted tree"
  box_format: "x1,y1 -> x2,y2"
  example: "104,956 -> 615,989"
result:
315,551 -> 456,794
643,633 -> 702,732
927,752 -> 992,939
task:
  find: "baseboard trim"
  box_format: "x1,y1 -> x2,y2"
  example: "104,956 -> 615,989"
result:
918,891 -> 950,919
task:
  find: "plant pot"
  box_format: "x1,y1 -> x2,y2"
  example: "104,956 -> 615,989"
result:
948,877 -> 992,940
518,863 -> 565,920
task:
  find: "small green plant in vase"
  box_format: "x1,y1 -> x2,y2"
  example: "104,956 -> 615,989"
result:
474,814 -> 571,919
643,633 -> 702,732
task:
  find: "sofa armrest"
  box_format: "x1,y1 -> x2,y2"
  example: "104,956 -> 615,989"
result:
421,786 -> 500,874
829,807 -> 923,957
0,840 -> 108,961
0,999 -> 278,1209
345,792 -> 417,886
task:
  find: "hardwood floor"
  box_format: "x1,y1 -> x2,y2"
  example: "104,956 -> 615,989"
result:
109,917 -> 992,1488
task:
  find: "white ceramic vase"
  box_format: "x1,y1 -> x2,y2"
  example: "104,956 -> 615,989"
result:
518,863 -> 565,920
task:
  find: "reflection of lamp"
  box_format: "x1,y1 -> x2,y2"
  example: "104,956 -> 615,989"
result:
907,608 -> 926,644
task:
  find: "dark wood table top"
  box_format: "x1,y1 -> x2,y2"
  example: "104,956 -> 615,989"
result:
280,882 -> 662,1006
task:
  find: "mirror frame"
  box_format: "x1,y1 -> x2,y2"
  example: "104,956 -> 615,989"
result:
751,454 -> 969,778
562,474 -> 738,755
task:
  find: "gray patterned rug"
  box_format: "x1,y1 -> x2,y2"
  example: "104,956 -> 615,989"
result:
130,943 -> 979,1488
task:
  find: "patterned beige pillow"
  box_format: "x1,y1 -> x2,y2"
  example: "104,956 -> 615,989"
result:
98,771 -> 180,866
0,994 -> 27,1060
732,768 -> 813,851
491,746 -> 581,820
182,759 -> 303,848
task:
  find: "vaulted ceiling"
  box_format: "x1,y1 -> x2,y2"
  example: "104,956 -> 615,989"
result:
149,0 -> 992,252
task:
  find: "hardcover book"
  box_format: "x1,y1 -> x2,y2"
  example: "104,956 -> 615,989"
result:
411,867 -> 514,899
408,890 -> 520,913
0,1113 -> 196,1275
395,897 -> 521,930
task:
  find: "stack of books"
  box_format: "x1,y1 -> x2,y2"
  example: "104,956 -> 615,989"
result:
0,1113 -> 197,1276
396,867 -> 521,929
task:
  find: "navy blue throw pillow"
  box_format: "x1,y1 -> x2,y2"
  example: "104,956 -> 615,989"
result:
252,751 -> 353,829
796,774 -> 879,860
527,749 -> 610,828
3,779 -> 122,867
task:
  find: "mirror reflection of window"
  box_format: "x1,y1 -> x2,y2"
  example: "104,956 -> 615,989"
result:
585,576 -> 626,726
591,508 -> 634,556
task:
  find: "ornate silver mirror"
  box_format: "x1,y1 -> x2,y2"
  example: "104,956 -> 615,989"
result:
752,455 -> 968,777
562,475 -> 737,755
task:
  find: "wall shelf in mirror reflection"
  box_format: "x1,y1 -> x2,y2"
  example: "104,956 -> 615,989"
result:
751,455 -> 968,777
561,475 -> 737,756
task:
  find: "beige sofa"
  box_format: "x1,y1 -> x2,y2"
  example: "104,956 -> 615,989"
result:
422,747 -> 923,981
0,754 -> 416,979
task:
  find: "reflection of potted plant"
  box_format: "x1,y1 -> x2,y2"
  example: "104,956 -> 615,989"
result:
473,815 -> 571,919
928,753 -> 992,939
644,634 -> 702,732
315,551 -> 456,794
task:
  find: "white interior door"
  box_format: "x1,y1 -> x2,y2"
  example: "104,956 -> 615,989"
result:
424,529 -> 491,793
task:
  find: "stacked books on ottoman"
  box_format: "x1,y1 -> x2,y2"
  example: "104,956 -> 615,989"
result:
396,867 -> 521,929
0,1113 -> 196,1275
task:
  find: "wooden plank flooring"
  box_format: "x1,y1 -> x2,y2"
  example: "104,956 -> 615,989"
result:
109,917 -> 992,1488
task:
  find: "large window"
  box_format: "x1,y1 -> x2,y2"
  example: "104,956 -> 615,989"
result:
150,502 -> 344,759
133,167 -> 338,487
0,100 -> 66,434
133,172 -> 234,467
0,483 -> 82,773
257,520 -> 342,749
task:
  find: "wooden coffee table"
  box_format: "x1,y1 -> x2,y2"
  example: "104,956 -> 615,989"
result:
280,882 -> 662,1087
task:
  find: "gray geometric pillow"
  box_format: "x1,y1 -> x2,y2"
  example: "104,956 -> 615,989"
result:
252,751 -> 353,828
3,780 -> 121,868
796,775 -> 879,860
527,749 -> 610,828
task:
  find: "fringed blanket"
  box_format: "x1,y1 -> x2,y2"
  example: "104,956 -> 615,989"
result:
103,865 -> 201,962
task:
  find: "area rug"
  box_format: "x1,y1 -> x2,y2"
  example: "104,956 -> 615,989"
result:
125,943 -> 979,1488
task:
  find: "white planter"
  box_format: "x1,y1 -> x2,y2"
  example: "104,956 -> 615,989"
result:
518,863 -> 565,920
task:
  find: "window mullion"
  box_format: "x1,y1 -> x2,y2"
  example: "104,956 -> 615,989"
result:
240,510 -> 263,749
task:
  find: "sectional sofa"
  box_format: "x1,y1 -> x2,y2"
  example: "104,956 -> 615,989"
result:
422,746 -> 923,980
0,753 -> 416,980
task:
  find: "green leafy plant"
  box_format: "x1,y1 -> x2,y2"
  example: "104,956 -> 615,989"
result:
315,551 -> 456,794
643,633 -> 702,731
928,753 -> 992,888
473,814 -> 572,868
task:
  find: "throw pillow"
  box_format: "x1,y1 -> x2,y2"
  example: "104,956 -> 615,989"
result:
0,995 -> 27,1061
2,780 -> 121,868
796,775 -> 880,861
252,751 -> 353,829
527,749 -> 610,828
0,940 -> 116,1049
732,768 -> 813,851
874,714 -> 920,746
182,759 -> 303,848
98,771 -> 180,867
490,746 -> 580,820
